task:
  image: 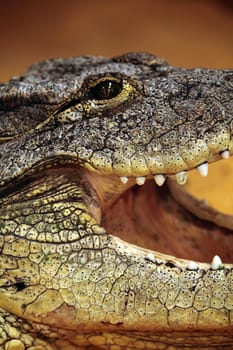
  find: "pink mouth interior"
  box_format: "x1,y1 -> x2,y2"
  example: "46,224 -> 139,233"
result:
102,179 -> 233,263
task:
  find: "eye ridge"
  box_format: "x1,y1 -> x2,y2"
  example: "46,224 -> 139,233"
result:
89,79 -> 123,101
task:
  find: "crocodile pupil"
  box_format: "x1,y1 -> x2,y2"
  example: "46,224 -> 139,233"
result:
89,80 -> 122,100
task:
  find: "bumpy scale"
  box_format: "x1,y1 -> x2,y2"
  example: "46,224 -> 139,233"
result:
0,53 -> 233,349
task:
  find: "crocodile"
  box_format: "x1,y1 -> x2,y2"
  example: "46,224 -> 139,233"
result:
0,52 -> 233,350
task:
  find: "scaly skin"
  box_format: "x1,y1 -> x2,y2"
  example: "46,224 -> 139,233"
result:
0,53 -> 233,349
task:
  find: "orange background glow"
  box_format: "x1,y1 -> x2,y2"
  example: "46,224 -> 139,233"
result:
1,0 -> 232,81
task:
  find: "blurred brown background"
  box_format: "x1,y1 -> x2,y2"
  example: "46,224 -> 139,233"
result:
1,0 -> 232,81
1,0 -> 233,213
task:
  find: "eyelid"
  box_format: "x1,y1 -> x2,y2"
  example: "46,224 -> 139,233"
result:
55,74 -> 141,119
87,75 -> 122,87
54,77 -> 124,113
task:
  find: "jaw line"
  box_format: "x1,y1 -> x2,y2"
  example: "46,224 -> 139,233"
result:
16,155 -> 233,269
85,165 -> 233,270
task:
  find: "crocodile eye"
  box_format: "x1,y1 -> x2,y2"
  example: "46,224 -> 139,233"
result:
89,79 -> 123,100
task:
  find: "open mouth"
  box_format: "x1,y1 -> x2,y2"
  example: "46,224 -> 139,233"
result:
84,156 -> 233,270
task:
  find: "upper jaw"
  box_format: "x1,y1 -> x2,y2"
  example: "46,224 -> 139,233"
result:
79,125 -> 232,180
83,135 -> 232,188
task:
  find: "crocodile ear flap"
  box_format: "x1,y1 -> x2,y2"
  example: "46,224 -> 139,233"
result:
112,52 -> 168,68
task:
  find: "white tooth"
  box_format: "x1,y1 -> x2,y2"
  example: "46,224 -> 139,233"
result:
197,163 -> 208,177
175,171 -> 188,185
146,252 -> 156,263
154,174 -> 166,186
136,176 -> 146,186
220,150 -> 230,159
120,176 -> 128,184
210,255 -> 223,270
187,261 -> 198,271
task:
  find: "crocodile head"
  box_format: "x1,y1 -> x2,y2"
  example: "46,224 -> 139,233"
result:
0,53 -> 233,349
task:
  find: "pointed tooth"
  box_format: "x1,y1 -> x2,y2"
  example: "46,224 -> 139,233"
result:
146,253 -> 156,263
120,176 -> 128,184
136,176 -> 146,186
187,261 -> 198,271
197,163 -> 208,177
210,255 -> 223,270
220,150 -> 230,159
154,174 -> 166,186
175,171 -> 188,185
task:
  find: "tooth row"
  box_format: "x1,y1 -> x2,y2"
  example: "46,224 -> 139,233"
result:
145,256 -> 224,271
120,172 -> 184,186
120,174 -> 166,186
120,149 -> 230,186
187,255 -> 224,271
119,164 -> 211,187
146,254 -> 224,269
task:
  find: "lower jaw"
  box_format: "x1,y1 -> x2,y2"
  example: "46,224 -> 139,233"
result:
102,178 -> 233,265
